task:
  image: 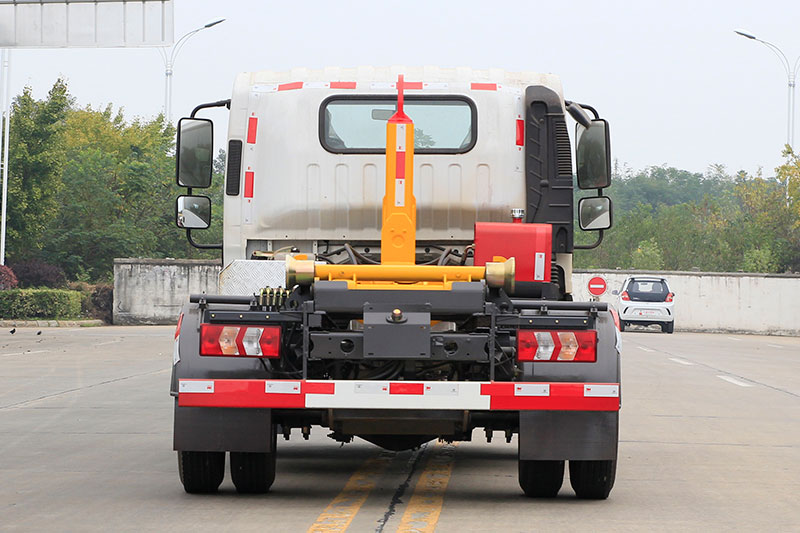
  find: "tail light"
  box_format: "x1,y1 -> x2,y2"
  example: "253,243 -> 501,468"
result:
665,292 -> 674,302
517,330 -> 597,362
620,291 -> 630,301
200,324 -> 281,358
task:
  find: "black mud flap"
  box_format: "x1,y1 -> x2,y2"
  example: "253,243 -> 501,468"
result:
173,403 -> 273,453
519,411 -> 618,461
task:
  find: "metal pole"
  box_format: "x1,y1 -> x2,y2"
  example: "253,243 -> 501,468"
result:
165,60 -> 173,122
790,74 -> 796,148
1,50 -> 11,265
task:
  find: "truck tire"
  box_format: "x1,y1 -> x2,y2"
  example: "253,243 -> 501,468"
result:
230,427 -> 277,494
568,460 -> 616,499
518,459 -> 564,498
178,451 -> 225,494
230,451 -> 277,493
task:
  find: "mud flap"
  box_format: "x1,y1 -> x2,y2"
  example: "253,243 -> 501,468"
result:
173,403 -> 273,453
519,411 -> 618,461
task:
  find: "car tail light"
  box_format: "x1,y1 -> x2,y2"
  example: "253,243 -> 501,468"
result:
620,291 -> 630,301
665,292 -> 674,302
200,324 -> 281,358
517,330 -> 597,362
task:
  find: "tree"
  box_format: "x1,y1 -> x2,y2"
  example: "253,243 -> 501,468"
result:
5,80 -> 71,261
631,237 -> 664,270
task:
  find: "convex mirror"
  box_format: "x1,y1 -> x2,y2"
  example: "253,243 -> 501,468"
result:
177,118 -> 213,188
578,196 -> 612,231
576,119 -> 611,189
176,195 -> 211,229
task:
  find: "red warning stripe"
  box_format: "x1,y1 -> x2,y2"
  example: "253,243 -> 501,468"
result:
403,81 -> 423,90
247,117 -> 258,144
389,382 -> 424,395
471,82 -> 498,91
395,151 -> 405,179
278,81 -> 303,91
330,81 -> 357,89
244,171 -> 254,198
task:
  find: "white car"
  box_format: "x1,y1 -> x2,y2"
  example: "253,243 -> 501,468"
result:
613,277 -> 675,333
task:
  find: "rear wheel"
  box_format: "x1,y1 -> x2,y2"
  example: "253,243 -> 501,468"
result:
519,459 -> 564,498
230,426 -> 277,494
569,460 -> 616,499
619,321 -> 626,332
178,451 -> 225,494
662,322 -> 674,334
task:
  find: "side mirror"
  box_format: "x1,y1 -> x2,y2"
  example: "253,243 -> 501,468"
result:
576,119 -> 611,189
176,118 -> 213,188
176,195 -> 211,229
578,196 -> 612,231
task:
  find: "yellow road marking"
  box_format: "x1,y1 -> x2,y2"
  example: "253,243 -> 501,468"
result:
396,442 -> 457,533
308,453 -> 393,532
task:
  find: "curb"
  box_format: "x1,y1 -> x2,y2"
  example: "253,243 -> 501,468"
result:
0,319 -> 105,328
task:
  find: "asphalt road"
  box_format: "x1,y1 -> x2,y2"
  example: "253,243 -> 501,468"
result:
1,326 -> 798,532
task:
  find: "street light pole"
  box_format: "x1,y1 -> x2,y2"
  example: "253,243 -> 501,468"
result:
158,18 -> 225,123
735,29 -> 800,148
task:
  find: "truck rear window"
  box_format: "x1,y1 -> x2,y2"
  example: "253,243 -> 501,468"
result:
320,95 -> 476,154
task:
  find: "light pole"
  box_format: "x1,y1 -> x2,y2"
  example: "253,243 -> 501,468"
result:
735,29 -> 800,148
158,18 -> 225,122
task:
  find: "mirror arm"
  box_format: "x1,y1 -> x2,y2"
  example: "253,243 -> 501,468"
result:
187,229 -> 223,250
183,186 -> 222,250
190,99 -> 231,118
571,102 -> 600,120
574,229 -> 604,250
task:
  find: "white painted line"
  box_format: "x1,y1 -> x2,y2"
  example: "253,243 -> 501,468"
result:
726,336 -> 742,342
767,344 -> 783,349
94,339 -> 121,346
717,375 -> 753,387
669,357 -> 695,366
638,346 -> 655,352
0,349 -> 49,357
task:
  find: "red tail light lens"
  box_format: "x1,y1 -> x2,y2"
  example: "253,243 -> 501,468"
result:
620,291 -> 630,301
200,324 -> 281,358
517,330 -> 597,362
665,292 -> 674,302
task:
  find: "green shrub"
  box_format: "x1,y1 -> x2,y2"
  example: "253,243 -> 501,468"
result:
0,289 -> 83,319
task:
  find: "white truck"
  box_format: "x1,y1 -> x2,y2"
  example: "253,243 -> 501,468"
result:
171,67 -> 620,499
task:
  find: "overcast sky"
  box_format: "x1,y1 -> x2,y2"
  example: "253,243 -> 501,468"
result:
4,0 -> 800,178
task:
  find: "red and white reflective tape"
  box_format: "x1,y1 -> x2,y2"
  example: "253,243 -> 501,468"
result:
178,379 -> 620,411
249,81 -> 519,93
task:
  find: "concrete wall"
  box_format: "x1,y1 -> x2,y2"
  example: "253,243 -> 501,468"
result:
112,259 -> 799,335
113,259 -> 220,325
573,270 -> 800,336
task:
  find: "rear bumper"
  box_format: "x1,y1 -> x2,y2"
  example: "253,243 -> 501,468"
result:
178,379 -> 620,412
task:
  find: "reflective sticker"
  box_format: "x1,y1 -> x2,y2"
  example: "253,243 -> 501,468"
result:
423,82 -> 449,90
424,383 -> 459,396
354,382 -> 389,395
514,384 -> 550,397
251,84 -> 277,93
173,338 -> 180,366
584,384 -> 619,398
304,82 -> 330,89
534,252 -> 546,281
266,381 -> 301,394
179,380 -> 214,393
395,178 -> 405,207
370,82 -> 395,89
396,124 -> 406,151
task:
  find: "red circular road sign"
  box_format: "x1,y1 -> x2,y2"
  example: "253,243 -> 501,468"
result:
587,276 -> 607,297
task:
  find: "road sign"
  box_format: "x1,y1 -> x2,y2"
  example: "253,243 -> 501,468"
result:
587,276 -> 607,297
